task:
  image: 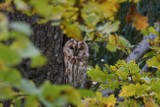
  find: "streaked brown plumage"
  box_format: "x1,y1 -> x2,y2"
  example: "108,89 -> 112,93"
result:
63,39 -> 89,88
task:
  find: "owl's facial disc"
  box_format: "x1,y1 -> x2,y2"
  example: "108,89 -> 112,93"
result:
73,48 -> 78,56
64,39 -> 88,57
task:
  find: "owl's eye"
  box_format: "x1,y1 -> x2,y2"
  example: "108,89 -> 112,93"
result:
69,46 -> 74,50
79,46 -> 84,50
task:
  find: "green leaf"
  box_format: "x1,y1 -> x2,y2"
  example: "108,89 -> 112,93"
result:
10,22 -> 33,35
31,55 -> 47,67
40,81 -> 62,101
78,89 -> 95,98
106,43 -> 117,52
116,67 -> 128,80
150,80 -> 160,94
25,96 -> 40,107
40,81 -> 81,106
87,65 -> 108,82
97,21 -> 120,35
82,13 -> 101,28
0,85 -> 13,99
101,80 -> 119,90
82,2 -> 100,14
0,69 -> 22,86
128,60 -> 140,73
147,55 -> 160,70
143,51 -> 156,59
119,36 -> 131,48
30,0 -> 52,17
141,27 -> 157,36
95,92 -> 116,106
118,99 -> 138,107
0,104 -> 3,107
134,83 -> 149,97
0,45 -> 21,65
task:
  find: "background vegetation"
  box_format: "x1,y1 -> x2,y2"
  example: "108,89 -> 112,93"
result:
0,0 -> 160,107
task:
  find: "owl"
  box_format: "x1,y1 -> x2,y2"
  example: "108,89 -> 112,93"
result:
63,38 -> 89,88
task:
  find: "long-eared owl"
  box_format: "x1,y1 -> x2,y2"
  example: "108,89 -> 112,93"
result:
63,38 -> 89,88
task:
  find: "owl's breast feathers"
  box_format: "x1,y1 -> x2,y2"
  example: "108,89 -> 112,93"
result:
63,39 -> 89,88
64,52 -> 88,65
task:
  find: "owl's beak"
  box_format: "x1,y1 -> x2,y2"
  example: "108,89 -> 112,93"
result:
73,50 -> 78,56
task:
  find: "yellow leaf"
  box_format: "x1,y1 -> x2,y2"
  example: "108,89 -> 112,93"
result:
147,55 -> 160,70
9,104 -> 14,107
119,84 -> 135,97
130,0 -> 140,3
100,0 -> 120,19
110,65 -> 117,71
104,95 -> 116,107
62,22 -> 83,40
96,92 -> 103,101
108,35 -> 117,45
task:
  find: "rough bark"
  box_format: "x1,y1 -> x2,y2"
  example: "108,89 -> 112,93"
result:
6,11 -> 65,86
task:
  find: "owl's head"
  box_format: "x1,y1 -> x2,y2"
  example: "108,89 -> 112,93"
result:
63,39 -> 89,58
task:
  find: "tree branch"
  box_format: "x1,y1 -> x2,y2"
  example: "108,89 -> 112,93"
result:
101,34 -> 157,97
126,33 -> 156,63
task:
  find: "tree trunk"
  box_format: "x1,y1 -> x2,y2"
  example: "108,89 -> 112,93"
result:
6,11 -> 65,86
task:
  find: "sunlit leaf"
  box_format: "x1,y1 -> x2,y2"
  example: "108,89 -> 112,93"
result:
100,1 -> 120,19
52,6 -> 65,20
14,0 -> 29,10
103,95 -> 116,107
30,0 -> 52,16
63,22 -> 83,40
87,65 -> 108,82
119,84 -> 135,97
147,55 -> 160,70
82,13 -> 101,28
31,55 -> 47,67
141,27 -> 157,36
134,83 -> 149,96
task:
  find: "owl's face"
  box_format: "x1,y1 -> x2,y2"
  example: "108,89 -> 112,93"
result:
63,39 -> 89,58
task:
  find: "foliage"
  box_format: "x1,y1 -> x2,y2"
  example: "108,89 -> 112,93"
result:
0,0 -> 160,107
